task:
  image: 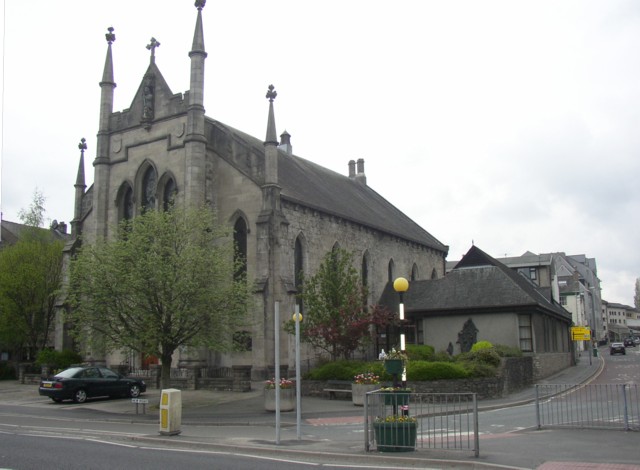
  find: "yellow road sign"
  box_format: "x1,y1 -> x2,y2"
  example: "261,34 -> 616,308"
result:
571,326 -> 591,341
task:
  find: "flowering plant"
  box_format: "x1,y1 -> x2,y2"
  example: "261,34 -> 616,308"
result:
379,386 -> 412,392
264,378 -> 294,389
353,372 -> 380,385
381,348 -> 408,362
375,415 -> 417,423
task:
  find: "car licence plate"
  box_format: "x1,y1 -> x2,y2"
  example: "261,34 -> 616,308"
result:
42,383 -> 52,388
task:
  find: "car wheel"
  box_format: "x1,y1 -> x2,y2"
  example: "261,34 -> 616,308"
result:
73,389 -> 87,403
129,384 -> 141,398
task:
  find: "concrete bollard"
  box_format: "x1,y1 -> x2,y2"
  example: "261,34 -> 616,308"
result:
159,388 -> 182,435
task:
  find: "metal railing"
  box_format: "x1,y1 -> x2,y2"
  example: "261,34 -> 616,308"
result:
364,390 -> 479,457
535,383 -> 640,431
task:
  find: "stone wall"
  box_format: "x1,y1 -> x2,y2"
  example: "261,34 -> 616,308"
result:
531,352 -> 572,380
130,365 -> 252,392
301,357 -> 535,400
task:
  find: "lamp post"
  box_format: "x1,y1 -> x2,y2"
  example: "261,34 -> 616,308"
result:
292,305 -> 302,440
393,277 -> 409,387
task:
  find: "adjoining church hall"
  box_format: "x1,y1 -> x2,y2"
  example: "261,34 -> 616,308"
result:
379,245 -> 574,380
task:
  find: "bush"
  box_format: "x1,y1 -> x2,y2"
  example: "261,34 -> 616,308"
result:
471,340 -> 493,352
432,351 -> 455,362
36,349 -> 83,370
0,362 -> 16,380
456,347 -> 501,367
405,344 -> 434,361
408,361 -> 469,380
461,361 -> 498,377
494,344 -> 523,357
35,349 -> 58,367
305,360 -> 367,381
305,354 -> 502,382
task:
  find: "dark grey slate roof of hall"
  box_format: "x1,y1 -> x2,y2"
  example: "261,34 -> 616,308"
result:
379,245 -> 571,321
212,120 -> 448,252
0,219 -> 70,248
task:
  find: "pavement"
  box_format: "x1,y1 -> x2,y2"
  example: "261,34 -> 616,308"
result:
2,349 -> 640,470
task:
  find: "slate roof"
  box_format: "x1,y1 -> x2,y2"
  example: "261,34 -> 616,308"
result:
379,245 -> 571,322
211,120 -> 448,252
0,219 -> 70,248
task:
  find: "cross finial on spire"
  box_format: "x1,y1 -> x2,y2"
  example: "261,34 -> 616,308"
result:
195,0 -> 206,10
266,84 -> 277,103
146,37 -> 160,59
105,27 -> 115,44
78,138 -> 87,154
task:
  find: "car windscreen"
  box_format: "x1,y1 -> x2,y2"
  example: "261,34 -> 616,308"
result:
55,367 -> 85,378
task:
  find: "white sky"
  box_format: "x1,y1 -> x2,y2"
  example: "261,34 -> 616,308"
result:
1,1 -> 639,306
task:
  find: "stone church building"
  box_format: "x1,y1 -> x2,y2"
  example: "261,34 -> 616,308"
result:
63,2 -> 448,379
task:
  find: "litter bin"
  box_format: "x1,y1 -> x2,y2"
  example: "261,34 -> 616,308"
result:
593,347 -> 598,357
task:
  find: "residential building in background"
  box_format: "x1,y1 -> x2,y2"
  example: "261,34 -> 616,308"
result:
602,301 -> 639,341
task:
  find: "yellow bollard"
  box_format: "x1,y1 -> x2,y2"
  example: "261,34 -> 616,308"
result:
159,388 -> 182,435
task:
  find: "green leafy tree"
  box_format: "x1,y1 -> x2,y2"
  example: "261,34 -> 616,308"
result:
0,227 -> 64,361
18,188 -> 47,228
289,248 -> 396,360
68,206 -> 251,389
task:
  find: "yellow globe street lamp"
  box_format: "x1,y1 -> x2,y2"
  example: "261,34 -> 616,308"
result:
292,306 -> 302,440
393,277 -> 409,386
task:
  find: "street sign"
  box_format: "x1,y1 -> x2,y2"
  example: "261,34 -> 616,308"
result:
571,326 -> 591,341
131,398 -> 149,404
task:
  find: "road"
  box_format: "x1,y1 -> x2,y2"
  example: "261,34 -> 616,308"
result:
0,348 -> 638,469
0,432 -> 377,470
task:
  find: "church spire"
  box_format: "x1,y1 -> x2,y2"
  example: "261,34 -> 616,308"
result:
192,1 -> 206,53
75,138 -> 86,187
96,27 -> 116,166
264,85 -> 279,185
93,27 -> 117,240
184,1 -> 208,207
265,85 -> 278,145
72,138 -> 87,238
101,27 -> 116,84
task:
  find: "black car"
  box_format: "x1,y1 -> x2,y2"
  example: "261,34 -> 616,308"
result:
609,342 -> 626,355
623,338 -> 635,347
39,366 -> 146,403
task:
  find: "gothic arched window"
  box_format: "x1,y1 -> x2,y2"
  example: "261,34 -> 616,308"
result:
116,183 -> 134,223
142,166 -> 157,212
294,236 -> 304,313
411,263 -> 419,281
362,254 -> 369,289
123,186 -> 134,221
361,252 -> 370,309
233,217 -> 248,281
162,177 -> 177,211
388,259 -> 395,283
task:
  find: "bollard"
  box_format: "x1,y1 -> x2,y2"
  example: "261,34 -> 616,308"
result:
159,388 -> 182,435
